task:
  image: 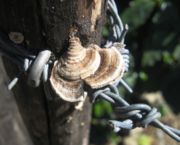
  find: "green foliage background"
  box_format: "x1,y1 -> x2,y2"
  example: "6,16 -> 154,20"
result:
90,0 -> 180,145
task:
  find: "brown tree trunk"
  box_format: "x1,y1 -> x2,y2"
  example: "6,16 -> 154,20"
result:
0,0 -> 105,145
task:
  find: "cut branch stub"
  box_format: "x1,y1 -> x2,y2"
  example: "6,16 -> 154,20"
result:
50,36 -> 125,102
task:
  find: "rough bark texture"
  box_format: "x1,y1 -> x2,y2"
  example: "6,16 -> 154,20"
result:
0,0 -> 105,145
0,57 -> 33,145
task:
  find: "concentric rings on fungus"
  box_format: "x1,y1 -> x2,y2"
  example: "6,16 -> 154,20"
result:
50,61 -> 86,102
84,46 -> 124,89
56,37 -> 101,80
50,36 -> 125,102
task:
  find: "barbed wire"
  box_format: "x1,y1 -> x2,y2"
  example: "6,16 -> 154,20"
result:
93,0 -> 180,142
92,84 -> 180,141
0,30 -> 52,89
0,0 -> 179,142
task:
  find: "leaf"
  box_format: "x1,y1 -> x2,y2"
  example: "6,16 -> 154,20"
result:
162,51 -> 174,65
138,134 -> 154,145
142,50 -> 162,67
122,0 -> 156,30
93,101 -> 113,118
139,71 -> 149,81
173,44 -> 180,63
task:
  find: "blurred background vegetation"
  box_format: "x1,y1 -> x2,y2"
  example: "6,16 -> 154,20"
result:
90,0 -> 180,145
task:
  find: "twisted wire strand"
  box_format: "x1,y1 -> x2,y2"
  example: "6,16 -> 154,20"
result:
106,0 -> 130,73
92,83 -> 180,141
92,0 -> 180,142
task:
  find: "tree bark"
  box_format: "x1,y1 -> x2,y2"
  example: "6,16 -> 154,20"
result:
0,0 -> 105,145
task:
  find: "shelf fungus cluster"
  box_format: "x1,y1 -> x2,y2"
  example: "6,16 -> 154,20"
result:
50,36 -> 125,103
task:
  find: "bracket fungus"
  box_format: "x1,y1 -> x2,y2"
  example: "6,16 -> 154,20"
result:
84,46 -> 125,89
56,37 -> 101,80
50,61 -> 86,102
50,36 -> 125,102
